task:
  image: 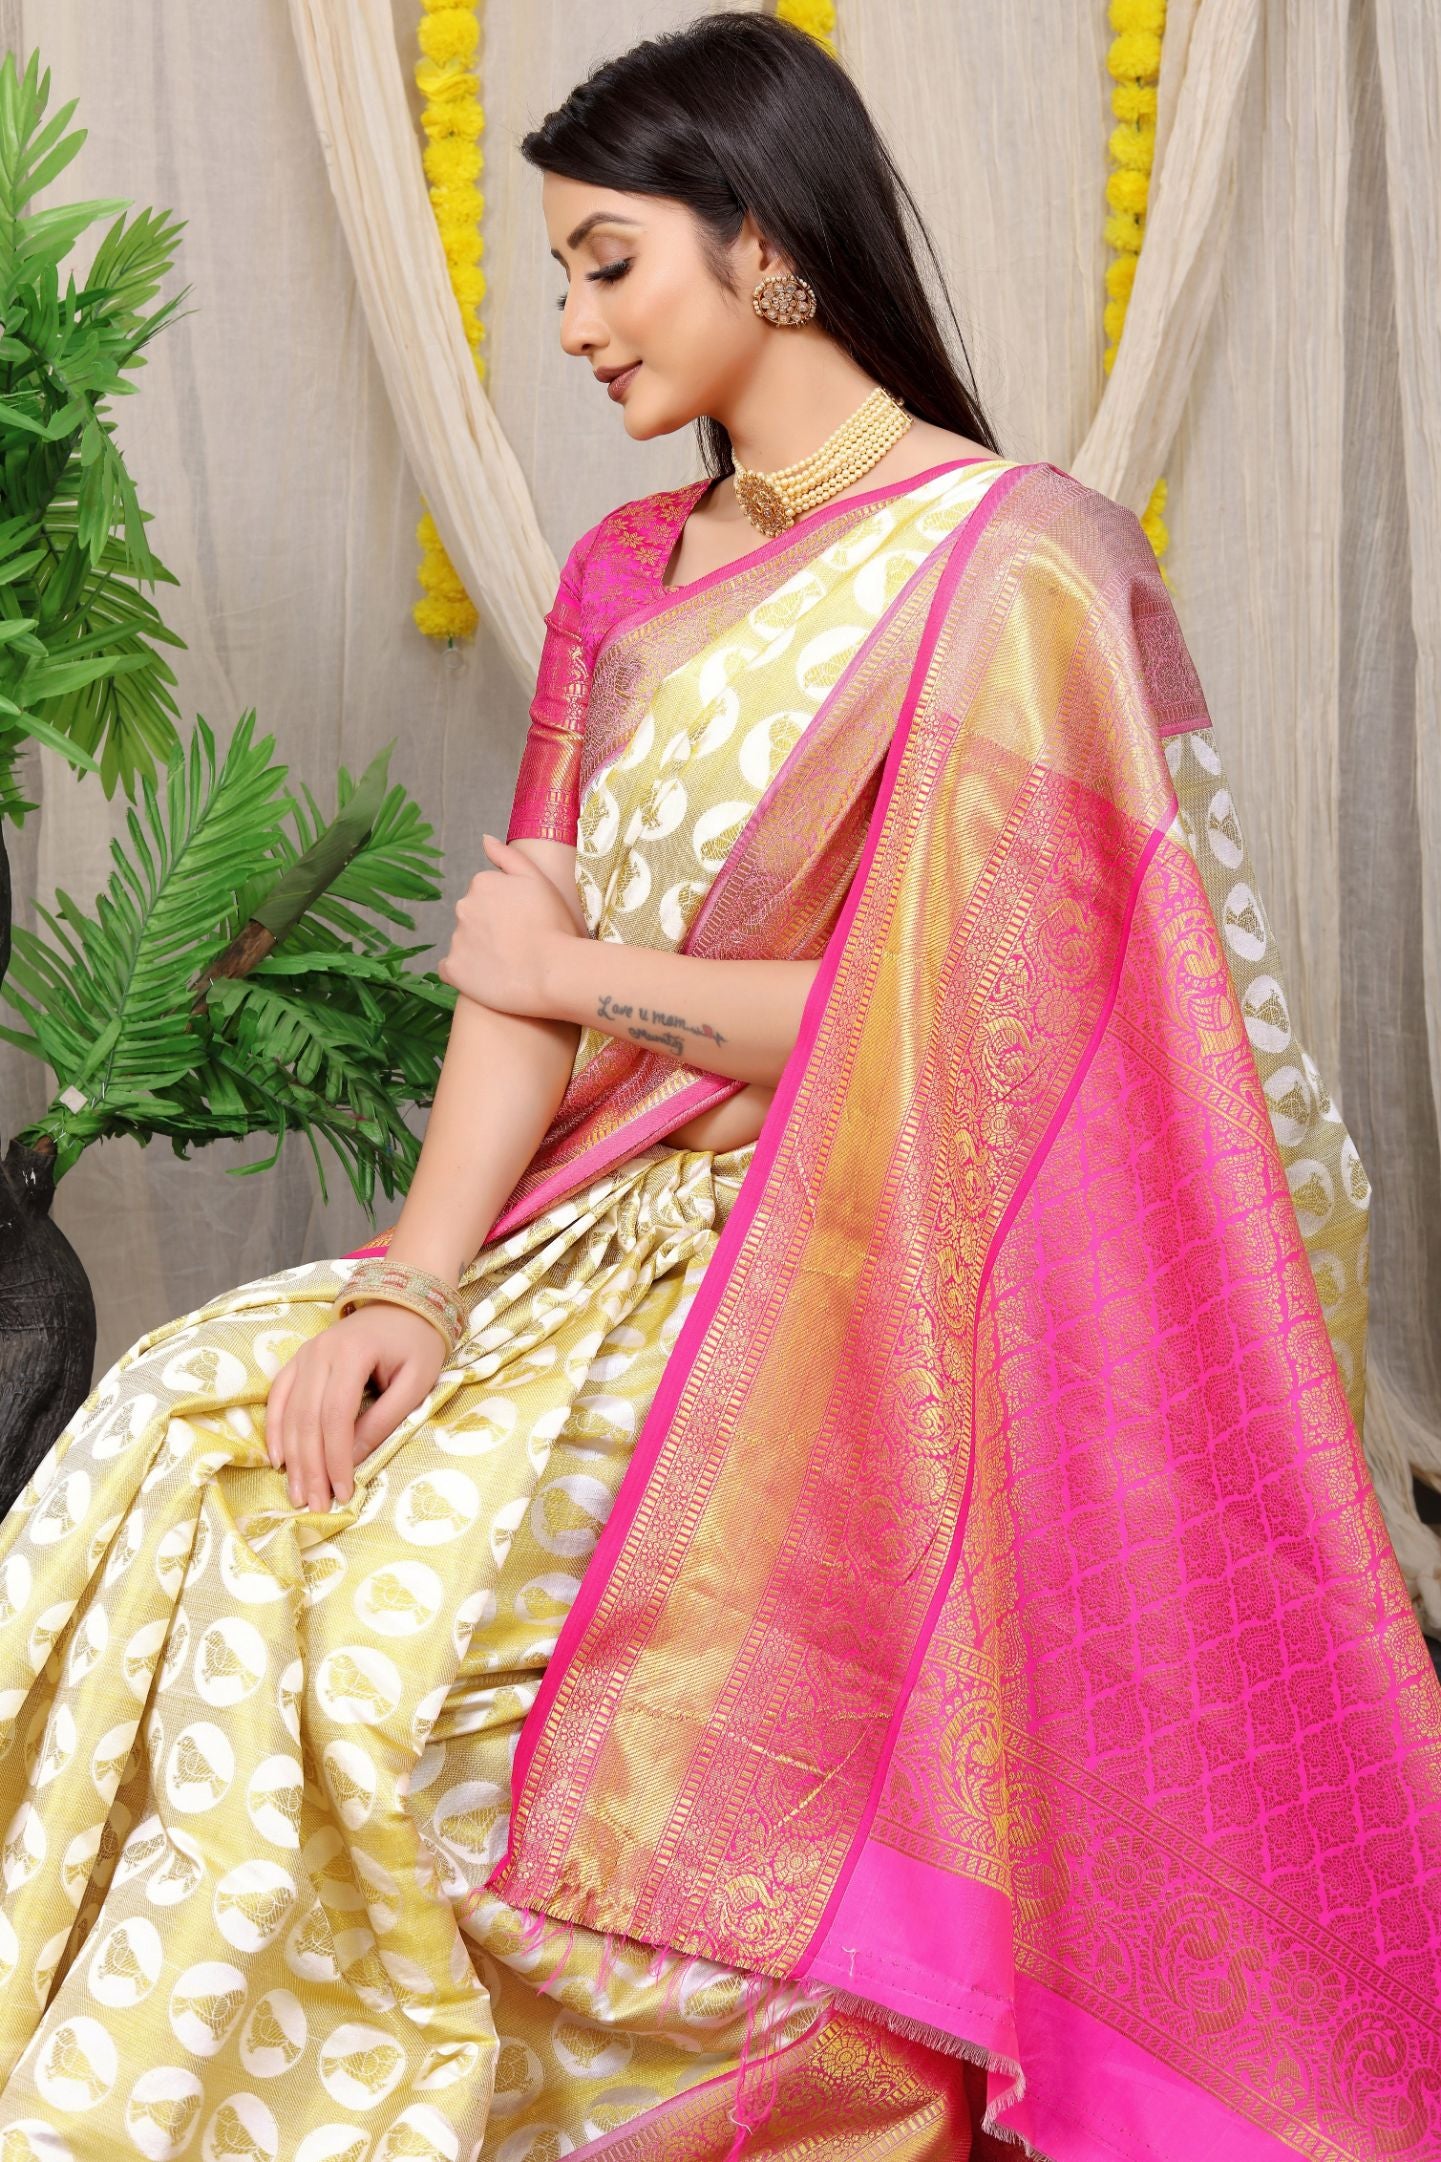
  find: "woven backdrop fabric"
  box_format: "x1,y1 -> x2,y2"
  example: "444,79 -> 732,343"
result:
0,0 -> 1437,1616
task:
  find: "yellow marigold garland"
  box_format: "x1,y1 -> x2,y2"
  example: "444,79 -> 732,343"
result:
414,0 -> 486,643
775,0 -> 837,57
1104,0 -> 1170,583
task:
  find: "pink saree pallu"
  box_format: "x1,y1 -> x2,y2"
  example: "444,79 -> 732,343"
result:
487,462 -> 1441,2160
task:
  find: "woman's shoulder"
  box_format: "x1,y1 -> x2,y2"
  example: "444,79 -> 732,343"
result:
990,453 -> 1155,567
562,477 -> 708,600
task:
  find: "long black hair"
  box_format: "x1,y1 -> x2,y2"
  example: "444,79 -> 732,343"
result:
520,11 -> 1002,478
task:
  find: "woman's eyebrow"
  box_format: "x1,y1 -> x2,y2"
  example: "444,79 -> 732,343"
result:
551,213 -> 643,265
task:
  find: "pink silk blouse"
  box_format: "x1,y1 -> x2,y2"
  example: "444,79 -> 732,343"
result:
505,481 -> 711,846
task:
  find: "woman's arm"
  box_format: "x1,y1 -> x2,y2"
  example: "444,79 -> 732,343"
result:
381,994 -> 580,1285
539,939 -> 821,1090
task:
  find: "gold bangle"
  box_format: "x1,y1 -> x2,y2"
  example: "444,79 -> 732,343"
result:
333,1258 -> 465,1358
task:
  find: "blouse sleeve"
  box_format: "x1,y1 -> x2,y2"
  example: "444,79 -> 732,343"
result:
505,531 -> 594,845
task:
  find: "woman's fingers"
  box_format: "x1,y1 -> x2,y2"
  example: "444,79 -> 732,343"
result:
320,1374 -> 361,1508
352,1368 -> 423,1464
264,1362 -> 292,1469
283,1364 -> 330,1511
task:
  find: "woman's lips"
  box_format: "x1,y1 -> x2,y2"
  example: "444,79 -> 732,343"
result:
607,362 -> 641,402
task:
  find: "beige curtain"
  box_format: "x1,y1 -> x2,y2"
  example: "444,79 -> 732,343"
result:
1,0 -> 1437,1620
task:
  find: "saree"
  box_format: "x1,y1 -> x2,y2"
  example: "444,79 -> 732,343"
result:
0,446 -> 1432,2161
0,457 -> 1015,2160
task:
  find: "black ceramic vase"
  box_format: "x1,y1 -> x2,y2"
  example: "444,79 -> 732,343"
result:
0,1135 -> 95,1517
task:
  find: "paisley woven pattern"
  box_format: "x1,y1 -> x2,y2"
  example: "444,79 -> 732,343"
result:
495,463 -> 1441,2161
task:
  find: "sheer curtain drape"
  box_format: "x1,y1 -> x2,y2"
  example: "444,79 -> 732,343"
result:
0,0 -> 1436,1619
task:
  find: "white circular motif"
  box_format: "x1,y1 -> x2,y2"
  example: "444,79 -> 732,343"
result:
1,2123 -> 74,2161
552,2017 -> 633,2080
529,1474 -> 610,1561
166,1721 -> 235,1812
316,1645 -> 403,1725
396,1470 -> 479,1549
657,879 -> 709,944
323,1739 -> 378,1829
218,1530 -> 285,1606
31,1703 -> 76,1788
91,1392 -> 160,1460
1340,1133 -> 1371,1209
146,1825 -> 206,1908
170,1959 -> 248,2057
355,1560 -> 444,1638
202,2092 -> 277,2162
89,1916 -> 163,2007
609,845 -> 653,920
277,1656 -> 304,1741
66,1603 -> 111,1686
240,1988 -> 308,2078
1262,1064 -> 1314,1151
194,1617 -> 268,1707
1204,788 -> 1245,869
0,1552 -> 32,1624
125,2064 -> 205,2160
2,1801 -> 45,1890
295,2130 -> 372,2162
161,1344 -> 248,1397
246,1755 -> 304,1849
213,1859 -> 297,1952
155,1519 -> 197,1599
1221,881 -> 1267,964
376,2105 -> 459,2160
318,2020 -> 407,2111
159,1609 -> 191,1692
692,800 -> 754,875
516,1573 -> 580,1630
433,1779 -> 508,1869
795,624 -> 863,702
738,710 -> 807,794
433,1395 -> 515,1458
91,1721 -> 137,1806
36,2014 -> 117,2110
1309,1249 -> 1347,1312
284,1899 -> 341,1984
30,1478 -> 90,1547
1241,974 -> 1291,1056
1287,1157 -> 1336,1239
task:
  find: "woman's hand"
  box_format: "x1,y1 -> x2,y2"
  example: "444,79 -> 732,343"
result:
438,832 -> 582,1015
265,1304 -> 447,1511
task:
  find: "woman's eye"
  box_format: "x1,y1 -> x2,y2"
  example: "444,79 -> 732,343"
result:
555,260 -> 631,311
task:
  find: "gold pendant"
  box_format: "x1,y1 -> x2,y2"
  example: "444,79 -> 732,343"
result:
732,469 -> 797,538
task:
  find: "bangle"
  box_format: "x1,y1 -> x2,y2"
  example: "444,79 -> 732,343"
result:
332,1258 -> 466,1358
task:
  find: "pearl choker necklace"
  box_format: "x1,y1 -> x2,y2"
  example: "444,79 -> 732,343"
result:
731,386 -> 913,538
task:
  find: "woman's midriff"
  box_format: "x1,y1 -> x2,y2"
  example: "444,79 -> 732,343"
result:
666,1077 -> 775,1153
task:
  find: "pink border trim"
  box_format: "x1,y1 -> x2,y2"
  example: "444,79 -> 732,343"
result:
483,1073 -> 732,1249
602,454 -> 1001,655
793,812 -> 1171,1978
493,458 -> 1034,1888
802,1848 -> 1292,2162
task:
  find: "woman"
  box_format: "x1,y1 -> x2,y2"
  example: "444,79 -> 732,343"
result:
0,13 -> 1435,2160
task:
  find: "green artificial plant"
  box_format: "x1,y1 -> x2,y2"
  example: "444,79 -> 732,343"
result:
0,715 -> 459,1213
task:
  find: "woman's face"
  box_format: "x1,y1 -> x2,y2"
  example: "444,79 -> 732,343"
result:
542,175 -> 772,440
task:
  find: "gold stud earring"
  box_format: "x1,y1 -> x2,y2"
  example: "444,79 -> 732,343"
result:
752,270 -> 817,327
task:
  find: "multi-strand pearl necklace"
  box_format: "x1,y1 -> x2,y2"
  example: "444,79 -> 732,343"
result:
731,385 -> 913,538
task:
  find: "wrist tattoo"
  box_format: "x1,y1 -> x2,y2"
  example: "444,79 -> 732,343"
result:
596,990 -> 728,1061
